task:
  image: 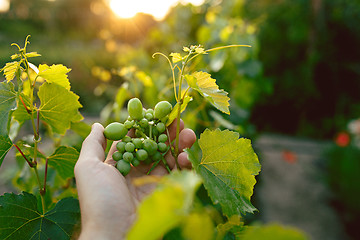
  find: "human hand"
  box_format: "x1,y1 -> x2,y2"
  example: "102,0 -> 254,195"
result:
75,120 -> 196,240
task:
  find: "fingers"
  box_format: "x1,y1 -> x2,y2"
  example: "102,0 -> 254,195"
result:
165,128 -> 196,169
178,128 -> 196,151
167,119 -> 184,142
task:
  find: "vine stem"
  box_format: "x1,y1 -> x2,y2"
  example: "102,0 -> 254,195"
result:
187,44 -> 252,63
152,52 -> 178,101
24,52 -> 46,212
43,158 -> 49,194
174,50 -> 193,170
13,144 -> 34,167
34,167 -> 46,214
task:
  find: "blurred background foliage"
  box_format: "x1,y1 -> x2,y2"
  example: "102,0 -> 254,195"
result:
1,0 -> 360,139
1,0 -> 360,239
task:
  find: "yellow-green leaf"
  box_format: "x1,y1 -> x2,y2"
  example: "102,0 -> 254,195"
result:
185,72 -> 230,114
169,52 -> 183,64
166,95 -> 192,126
135,71 -> 153,87
195,47 -> 206,54
38,83 -> 82,135
182,212 -> 214,240
10,54 -> 21,60
38,64 -> 71,90
186,129 -> 261,217
241,224 -> 309,240
1,61 -> 19,82
25,52 -> 41,58
183,46 -> 190,52
127,171 -> 202,240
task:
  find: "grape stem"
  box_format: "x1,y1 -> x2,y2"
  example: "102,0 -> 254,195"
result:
15,39 -> 47,214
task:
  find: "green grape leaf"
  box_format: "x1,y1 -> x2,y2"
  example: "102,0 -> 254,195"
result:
185,72 -> 230,114
0,135 -> 12,168
47,146 -> 79,179
186,129 -> 261,217
12,94 -> 32,125
170,52 -> 184,64
38,83 -> 82,135
241,224 -> 309,240
1,61 -> 20,82
38,64 -> 71,90
166,95 -> 192,126
127,171 -> 202,240
0,192 -> 80,240
0,81 -> 17,135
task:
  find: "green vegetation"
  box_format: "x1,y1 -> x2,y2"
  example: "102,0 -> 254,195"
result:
0,0 -> 359,239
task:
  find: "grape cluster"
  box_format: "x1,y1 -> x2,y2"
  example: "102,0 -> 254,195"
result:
103,98 -> 173,176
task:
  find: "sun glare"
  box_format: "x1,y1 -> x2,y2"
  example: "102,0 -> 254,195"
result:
108,0 -> 204,20
0,0 -> 9,12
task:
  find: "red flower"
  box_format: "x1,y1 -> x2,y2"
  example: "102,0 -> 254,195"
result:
335,132 -> 350,147
282,150 -> 297,164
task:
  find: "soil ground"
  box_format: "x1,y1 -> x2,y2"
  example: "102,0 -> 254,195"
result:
253,133 -> 350,240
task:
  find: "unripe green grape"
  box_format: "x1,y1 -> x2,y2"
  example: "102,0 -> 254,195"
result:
143,139 -> 158,156
112,151 -> 123,161
158,134 -> 168,143
103,122 -> 127,141
123,152 -> 134,162
117,160 -> 131,176
145,112 -> 153,121
139,118 -> 149,128
146,108 -> 154,115
132,138 -> 143,149
136,149 -> 148,161
156,122 -> 166,133
132,158 -> 140,167
124,120 -> 135,129
158,142 -> 167,153
125,142 -> 135,152
122,136 -> 132,143
116,141 -> 126,153
154,101 -> 172,119
128,98 -> 143,120
151,151 -> 162,162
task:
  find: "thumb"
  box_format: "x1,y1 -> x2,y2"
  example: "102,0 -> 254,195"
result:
78,123 -> 107,165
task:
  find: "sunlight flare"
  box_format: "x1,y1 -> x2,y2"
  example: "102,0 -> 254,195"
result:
108,0 -> 205,20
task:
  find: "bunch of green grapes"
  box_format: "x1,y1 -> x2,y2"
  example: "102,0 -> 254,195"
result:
103,98 -> 173,176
